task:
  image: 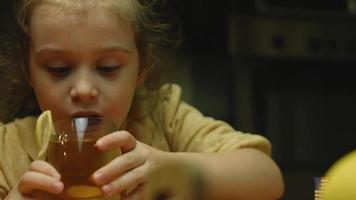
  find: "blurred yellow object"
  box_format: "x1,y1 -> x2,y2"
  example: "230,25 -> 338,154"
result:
323,150 -> 356,200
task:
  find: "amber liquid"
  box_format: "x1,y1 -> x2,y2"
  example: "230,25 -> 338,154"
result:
47,136 -> 117,199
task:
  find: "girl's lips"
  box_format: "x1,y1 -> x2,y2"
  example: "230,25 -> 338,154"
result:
71,111 -> 102,118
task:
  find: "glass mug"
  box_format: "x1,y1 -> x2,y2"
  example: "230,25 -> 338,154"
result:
46,117 -> 120,199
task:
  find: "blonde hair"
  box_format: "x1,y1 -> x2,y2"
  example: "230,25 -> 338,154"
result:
0,0 -> 181,122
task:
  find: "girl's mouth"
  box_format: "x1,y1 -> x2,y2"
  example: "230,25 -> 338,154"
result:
86,116 -> 103,127
73,116 -> 103,134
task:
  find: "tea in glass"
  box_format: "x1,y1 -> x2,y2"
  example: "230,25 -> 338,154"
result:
46,117 -> 119,199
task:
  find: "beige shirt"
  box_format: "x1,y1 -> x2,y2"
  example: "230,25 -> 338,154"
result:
0,84 -> 271,199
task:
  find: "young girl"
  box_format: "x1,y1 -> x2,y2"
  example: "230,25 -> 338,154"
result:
0,0 -> 284,199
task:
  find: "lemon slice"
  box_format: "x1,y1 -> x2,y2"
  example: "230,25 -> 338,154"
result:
35,110 -> 54,159
65,185 -> 102,198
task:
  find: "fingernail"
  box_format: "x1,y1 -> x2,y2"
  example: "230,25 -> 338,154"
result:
96,140 -> 105,150
96,139 -> 102,147
102,184 -> 114,196
53,172 -> 61,180
93,171 -> 104,183
53,181 -> 63,193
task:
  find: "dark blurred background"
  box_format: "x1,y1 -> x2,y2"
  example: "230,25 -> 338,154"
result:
173,0 -> 356,199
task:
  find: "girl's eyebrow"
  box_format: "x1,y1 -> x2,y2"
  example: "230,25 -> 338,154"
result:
34,47 -> 69,56
95,45 -> 132,54
34,45 -> 131,56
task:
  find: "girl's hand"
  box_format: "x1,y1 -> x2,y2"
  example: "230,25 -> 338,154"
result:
92,131 -> 169,199
5,160 -> 63,200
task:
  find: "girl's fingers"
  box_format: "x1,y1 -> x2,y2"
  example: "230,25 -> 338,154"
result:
29,160 -> 60,180
93,150 -> 145,185
18,171 -> 63,195
121,183 -> 145,200
96,131 -> 136,153
101,165 -> 147,196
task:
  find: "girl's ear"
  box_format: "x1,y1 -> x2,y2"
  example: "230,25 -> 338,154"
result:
137,65 -> 149,85
136,45 -> 152,86
27,73 -> 34,87
24,65 -> 34,87
19,44 -> 33,87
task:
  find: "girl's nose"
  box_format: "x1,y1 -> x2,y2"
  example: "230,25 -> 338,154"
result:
70,77 -> 98,103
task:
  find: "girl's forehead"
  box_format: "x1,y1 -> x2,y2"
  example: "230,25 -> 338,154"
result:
31,0 -> 136,24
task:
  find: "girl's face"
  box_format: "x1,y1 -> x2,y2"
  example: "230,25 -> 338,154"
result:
28,2 -> 144,126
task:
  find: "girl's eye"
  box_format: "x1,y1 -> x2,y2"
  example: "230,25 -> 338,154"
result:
47,67 -> 71,76
45,59 -> 71,76
96,66 -> 120,74
96,57 -> 122,74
